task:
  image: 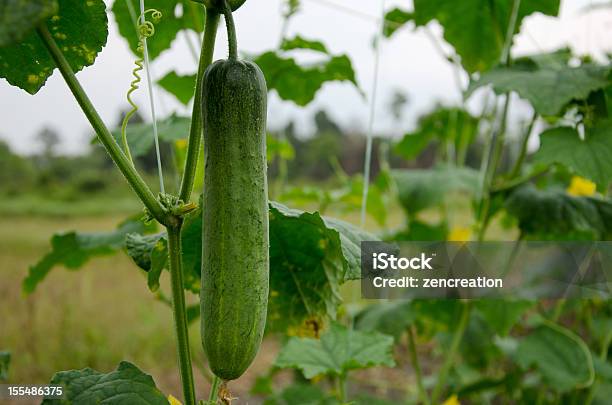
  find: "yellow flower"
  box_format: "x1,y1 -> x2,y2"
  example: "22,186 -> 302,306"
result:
168,394 -> 182,405
442,394 -> 461,405
448,227 -> 471,242
175,139 -> 188,150
567,176 -> 596,197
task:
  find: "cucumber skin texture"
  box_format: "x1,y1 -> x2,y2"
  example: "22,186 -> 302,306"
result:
201,59 -> 269,381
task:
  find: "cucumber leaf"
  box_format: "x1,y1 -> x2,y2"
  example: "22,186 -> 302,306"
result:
0,0 -> 108,94
157,71 -> 196,105
413,0 -> 560,73
515,322 -> 594,391
505,185 -> 612,240
254,51 -> 359,106
466,60 -> 611,116
534,121 -> 612,188
23,215 -> 155,294
275,322 -> 395,378
0,0 -> 58,46
383,8 -> 414,38
112,0 -> 205,60
41,361 -> 170,405
281,36 -> 329,54
354,301 -> 415,341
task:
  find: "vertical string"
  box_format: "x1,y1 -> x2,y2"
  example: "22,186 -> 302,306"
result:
360,0 -> 386,229
139,0 -> 165,194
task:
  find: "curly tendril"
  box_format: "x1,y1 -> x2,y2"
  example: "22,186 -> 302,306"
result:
121,9 -> 162,165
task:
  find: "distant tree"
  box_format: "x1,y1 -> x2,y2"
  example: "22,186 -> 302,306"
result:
36,127 -> 60,157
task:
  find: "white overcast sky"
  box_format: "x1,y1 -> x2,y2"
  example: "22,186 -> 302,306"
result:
0,0 -> 611,155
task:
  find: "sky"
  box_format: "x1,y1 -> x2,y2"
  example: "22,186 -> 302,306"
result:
0,0 -> 611,155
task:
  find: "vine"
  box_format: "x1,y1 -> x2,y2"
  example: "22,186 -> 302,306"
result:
120,9 -> 162,165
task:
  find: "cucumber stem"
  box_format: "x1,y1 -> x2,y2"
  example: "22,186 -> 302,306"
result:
35,24 -> 167,225
222,0 -> 238,60
179,9 -> 220,202
168,224 -> 197,405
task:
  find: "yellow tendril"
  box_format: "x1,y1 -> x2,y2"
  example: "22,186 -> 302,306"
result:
121,9 -> 162,165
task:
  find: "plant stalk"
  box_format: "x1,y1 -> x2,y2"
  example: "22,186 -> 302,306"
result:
36,24 -> 167,224
222,1 -> 238,60
179,10 -> 220,202
407,326 -> 430,405
509,111 -> 537,178
167,224 -> 197,405
208,375 -> 222,402
430,301 -> 471,404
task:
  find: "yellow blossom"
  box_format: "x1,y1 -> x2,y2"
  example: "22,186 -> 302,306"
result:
442,394 -> 461,405
448,227 -> 471,242
567,176 -> 596,197
167,395 -> 182,405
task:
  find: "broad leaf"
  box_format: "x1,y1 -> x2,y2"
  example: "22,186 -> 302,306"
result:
110,114 -> 191,158
125,233 -> 167,292
23,215 -> 154,294
413,0 -> 560,73
112,0 -> 205,60
474,300 -> 534,335
275,322 -> 395,378
383,8 -> 414,38
505,185 -> 612,240
254,51 -> 359,106
157,71 -> 196,105
0,351 -> 9,381
466,60 -> 611,116
41,361 -> 170,405
515,322 -> 594,391
281,36 -> 328,54
392,166 -> 480,216
0,0 -> 108,94
394,107 -> 478,160
535,122 -> 612,188
123,202 -> 378,331
0,0 -> 57,46
354,301 -> 414,341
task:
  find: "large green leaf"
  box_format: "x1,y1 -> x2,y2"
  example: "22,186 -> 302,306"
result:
394,107 -> 478,160
392,166 -> 480,216
534,122 -> 612,188
354,301 -> 415,341
275,322 -> 395,378
281,36 -> 328,54
383,7 -> 414,38
413,0 -> 560,73
41,361 -> 170,405
254,51 -> 359,106
0,0 -> 108,94
466,60 -> 611,116
474,300 -> 534,336
112,0 -> 204,60
157,71 -> 196,105
110,114 -> 191,158
515,322 -> 594,391
505,185 -> 612,239
23,215 -> 155,294
0,0 -> 57,46
122,202 -> 378,331
0,351 -> 10,381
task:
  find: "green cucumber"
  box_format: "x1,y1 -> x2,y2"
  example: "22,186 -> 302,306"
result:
200,55 -> 269,380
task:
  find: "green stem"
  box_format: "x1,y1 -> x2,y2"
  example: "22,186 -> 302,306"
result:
222,1 -> 238,60
167,225 -> 197,405
208,375 -> 221,402
431,301 -> 471,404
337,373 -> 348,402
510,111 -> 538,178
477,94 -> 511,241
179,10 -> 220,202
407,326 -> 430,405
36,24 -> 167,224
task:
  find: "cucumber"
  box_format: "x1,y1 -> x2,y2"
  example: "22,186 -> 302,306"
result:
200,57 -> 269,381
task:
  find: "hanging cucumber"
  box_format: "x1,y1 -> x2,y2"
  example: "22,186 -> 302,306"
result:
200,0 -> 269,381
